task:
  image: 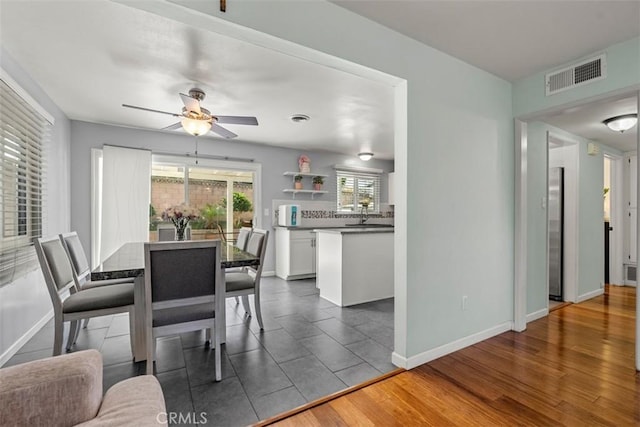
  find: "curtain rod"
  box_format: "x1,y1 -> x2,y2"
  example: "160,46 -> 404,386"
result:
152,150 -> 255,163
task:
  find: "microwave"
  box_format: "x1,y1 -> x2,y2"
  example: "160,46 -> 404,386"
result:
278,205 -> 301,227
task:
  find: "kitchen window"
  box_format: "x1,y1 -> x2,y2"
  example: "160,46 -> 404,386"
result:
336,169 -> 381,213
0,75 -> 51,286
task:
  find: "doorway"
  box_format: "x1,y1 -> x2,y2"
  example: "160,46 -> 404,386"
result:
604,154 -> 624,286
547,134 -> 578,306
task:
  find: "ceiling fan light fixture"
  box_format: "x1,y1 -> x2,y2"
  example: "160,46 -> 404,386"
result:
603,114 -> 637,133
181,117 -> 211,136
358,152 -> 374,161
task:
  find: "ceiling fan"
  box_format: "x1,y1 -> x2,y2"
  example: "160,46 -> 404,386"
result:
122,88 -> 258,139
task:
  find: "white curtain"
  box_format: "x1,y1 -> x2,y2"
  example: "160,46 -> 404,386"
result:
99,145 -> 151,263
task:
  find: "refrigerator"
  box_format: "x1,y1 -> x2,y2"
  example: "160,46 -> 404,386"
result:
548,167 -> 564,301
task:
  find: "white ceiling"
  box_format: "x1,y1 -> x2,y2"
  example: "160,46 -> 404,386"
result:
1,1 -> 639,157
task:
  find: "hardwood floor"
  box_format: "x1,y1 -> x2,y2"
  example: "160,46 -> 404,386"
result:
267,285 -> 638,426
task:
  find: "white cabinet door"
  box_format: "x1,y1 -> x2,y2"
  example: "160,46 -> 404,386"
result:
290,238 -> 314,276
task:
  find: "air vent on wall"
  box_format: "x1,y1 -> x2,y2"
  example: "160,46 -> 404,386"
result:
625,264 -> 636,283
545,54 -> 606,96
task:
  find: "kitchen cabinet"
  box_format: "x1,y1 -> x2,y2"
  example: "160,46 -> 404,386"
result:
275,228 -> 316,280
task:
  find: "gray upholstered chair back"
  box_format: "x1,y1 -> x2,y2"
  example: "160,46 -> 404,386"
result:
157,227 -> 175,242
61,232 -> 90,276
235,227 -> 252,251
34,236 -> 77,310
145,240 -> 221,303
246,228 -> 268,276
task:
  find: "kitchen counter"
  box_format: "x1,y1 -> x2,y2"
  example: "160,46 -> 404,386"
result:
315,228 -> 394,307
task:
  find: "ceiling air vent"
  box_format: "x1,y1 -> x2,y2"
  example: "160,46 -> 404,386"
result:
545,54 -> 606,96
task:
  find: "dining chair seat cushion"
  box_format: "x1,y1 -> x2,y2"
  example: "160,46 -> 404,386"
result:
225,272 -> 255,292
152,304 -> 215,328
63,283 -> 134,313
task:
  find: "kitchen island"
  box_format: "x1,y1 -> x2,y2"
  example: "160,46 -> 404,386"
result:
315,227 -> 394,307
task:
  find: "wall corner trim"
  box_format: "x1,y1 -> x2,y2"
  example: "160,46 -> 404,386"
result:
391,351 -> 408,369
400,322 -> 513,370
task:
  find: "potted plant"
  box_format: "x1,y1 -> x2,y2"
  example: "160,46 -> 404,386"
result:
294,174 -> 304,189
312,176 -> 324,190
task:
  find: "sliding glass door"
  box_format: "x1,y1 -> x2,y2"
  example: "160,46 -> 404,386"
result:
150,159 -> 257,242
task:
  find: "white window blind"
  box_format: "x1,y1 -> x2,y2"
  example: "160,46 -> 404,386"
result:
336,169 -> 381,213
0,78 -> 50,286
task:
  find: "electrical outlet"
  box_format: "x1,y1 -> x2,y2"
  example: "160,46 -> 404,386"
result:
462,295 -> 468,311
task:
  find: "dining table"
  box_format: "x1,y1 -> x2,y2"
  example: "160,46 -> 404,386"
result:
91,241 -> 260,361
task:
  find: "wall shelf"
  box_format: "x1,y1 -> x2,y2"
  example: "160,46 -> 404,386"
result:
282,189 -> 328,199
283,172 -> 328,178
283,172 -> 328,199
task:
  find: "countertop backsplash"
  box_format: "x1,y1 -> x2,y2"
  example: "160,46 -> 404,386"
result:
270,199 -> 394,228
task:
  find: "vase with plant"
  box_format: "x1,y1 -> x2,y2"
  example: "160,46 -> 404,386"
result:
162,204 -> 199,240
294,175 -> 304,189
312,176 -> 324,190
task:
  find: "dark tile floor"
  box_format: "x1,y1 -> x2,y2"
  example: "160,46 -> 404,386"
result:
4,277 -> 395,426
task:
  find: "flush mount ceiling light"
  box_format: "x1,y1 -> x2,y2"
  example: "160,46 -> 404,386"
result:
290,114 -> 310,123
603,114 -> 637,133
181,117 -> 212,136
358,152 -> 374,161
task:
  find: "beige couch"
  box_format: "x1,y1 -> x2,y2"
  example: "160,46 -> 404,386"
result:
0,350 -> 166,426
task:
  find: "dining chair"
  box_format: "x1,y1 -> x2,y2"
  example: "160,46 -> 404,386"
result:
157,226 -> 176,242
34,235 -> 136,356
225,228 -> 269,330
229,227 -> 252,304
60,231 -> 136,332
144,240 -> 223,380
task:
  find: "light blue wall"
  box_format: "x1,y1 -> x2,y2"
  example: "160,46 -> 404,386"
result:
514,37 -> 640,118
157,0 -> 515,358
69,121 -> 393,274
0,48 -> 71,363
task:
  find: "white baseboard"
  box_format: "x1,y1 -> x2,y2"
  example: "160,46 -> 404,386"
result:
262,270 -> 275,277
391,321 -> 513,370
0,310 -> 53,367
526,308 -> 549,323
576,288 -> 605,303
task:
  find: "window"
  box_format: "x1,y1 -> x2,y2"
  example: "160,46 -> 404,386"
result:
0,77 -> 50,286
336,169 -> 381,213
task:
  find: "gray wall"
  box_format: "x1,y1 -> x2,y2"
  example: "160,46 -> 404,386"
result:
69,121 -> 394,272
0,48 -> 71,363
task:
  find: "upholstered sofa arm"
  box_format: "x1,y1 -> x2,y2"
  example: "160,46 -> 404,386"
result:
0,350 -> 103,426
78,375 -> 167,426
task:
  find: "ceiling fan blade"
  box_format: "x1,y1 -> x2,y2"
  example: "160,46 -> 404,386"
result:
210,123 -> 238,139
215,115 -> 259,126
180,93 -> 201,115
162,122 -> 183,131
122,104 -> 179,117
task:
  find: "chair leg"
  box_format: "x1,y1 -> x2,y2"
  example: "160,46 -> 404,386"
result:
241,295 -> 252,317
205,328 -> 212,345
214,322 -> 221,382
146,327 -> 154,375
82,318 -> 90,329
254,294 -> 264,331
234,296 -> 239,304
53,314 -> 64,356
128,308 -> 136,361
66,320 -> 78,352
